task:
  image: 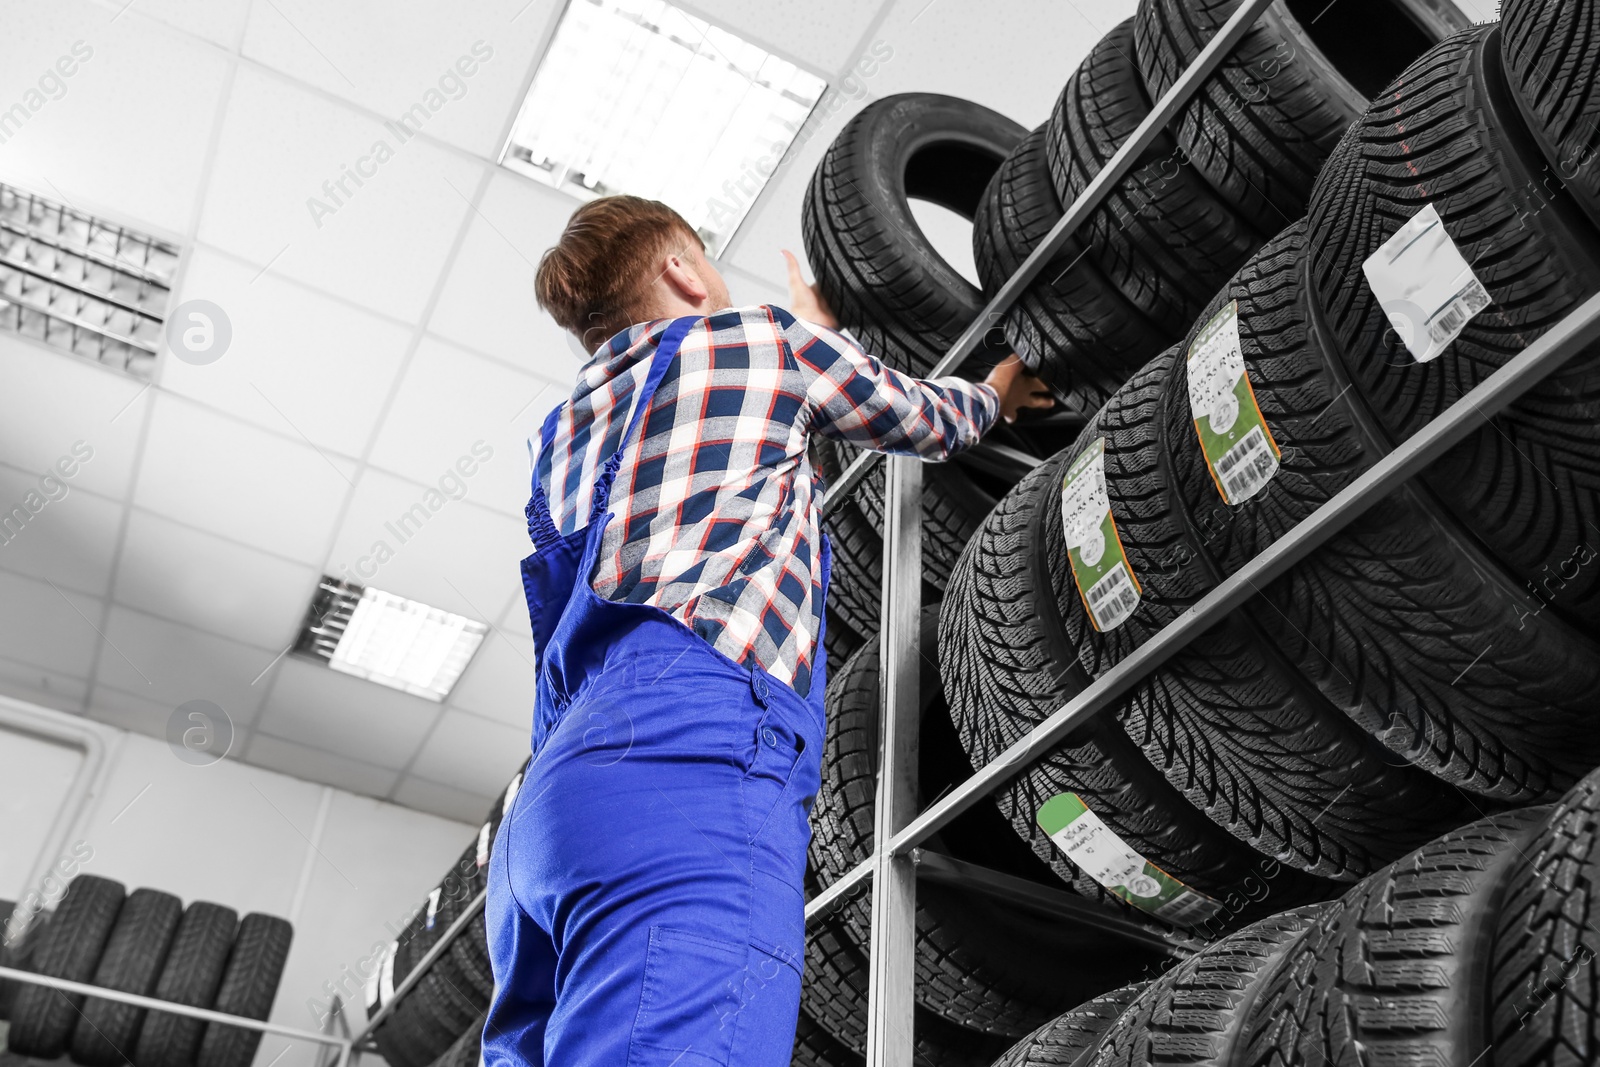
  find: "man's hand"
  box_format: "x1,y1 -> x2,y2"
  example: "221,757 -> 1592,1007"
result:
984,355 -> 1056,423
783,250 -> 838,329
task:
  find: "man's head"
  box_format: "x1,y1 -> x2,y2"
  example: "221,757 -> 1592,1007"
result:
535,195 -> 731,354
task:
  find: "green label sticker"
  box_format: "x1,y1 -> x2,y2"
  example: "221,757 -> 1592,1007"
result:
1036,793 -> 1221,926
1187,300 -> 1281,505
1059,439 -> 1140,632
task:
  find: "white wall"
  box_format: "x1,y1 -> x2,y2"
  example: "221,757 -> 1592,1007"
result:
2,697 -> 476,1067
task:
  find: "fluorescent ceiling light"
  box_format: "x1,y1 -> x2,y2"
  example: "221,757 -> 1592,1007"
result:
500,0 -> 826,257
294,578 -> 487,702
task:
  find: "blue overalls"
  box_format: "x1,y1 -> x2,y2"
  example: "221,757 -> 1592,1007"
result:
483,317 -> 830,1067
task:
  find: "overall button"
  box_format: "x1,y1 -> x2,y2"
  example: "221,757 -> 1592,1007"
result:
762,727 -> 778,748
755,673 -> 770,702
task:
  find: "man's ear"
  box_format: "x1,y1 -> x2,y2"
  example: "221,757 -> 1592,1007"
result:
659,251 -> 710,305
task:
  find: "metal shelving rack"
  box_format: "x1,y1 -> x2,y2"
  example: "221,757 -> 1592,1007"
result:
314,2 -> 1600,1064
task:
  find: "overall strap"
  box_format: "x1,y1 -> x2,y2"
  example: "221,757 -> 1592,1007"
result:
524,317 -> 699,546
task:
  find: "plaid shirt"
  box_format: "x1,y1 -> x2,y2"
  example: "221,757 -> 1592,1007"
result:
534,305 -> 999,696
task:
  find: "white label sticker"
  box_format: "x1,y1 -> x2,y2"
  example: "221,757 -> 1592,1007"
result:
425,886 -> 442,930
1059,441 -> 1110,550
1362,203 -> 1490,363
374,940 -> 398,1007
1215,425 -> 1277,503
1186,301 -> 1246,423
502,773 -> 523,818
1084,562 -> 1140,633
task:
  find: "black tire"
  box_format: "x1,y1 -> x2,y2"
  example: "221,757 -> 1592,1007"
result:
1046,19 -> 1264,337
1080,906 -> 1324,1067
792,1008 -> 860,1067
1500,0 -> 1600,232
972,121 -> 1168,400
813,610 -> 1170,1034
1306,24 -> 1600,632
135,903 -> 239,1067
803,93 -> 1023,377
938,439 -> 1333,930
1238,809 -> 1547,1067
1066,340 -> 1480,872
6,875 -> 125,1059
196,914 -> 292,1067
426,1014 -> 484,1067
1169,219 -> 1600,802
811,437 -> 996,645
1489,765 -> 1600,1066
989,982 -> 1147,1067
1134,0 -> 1466,232
72,888 -> 184,1067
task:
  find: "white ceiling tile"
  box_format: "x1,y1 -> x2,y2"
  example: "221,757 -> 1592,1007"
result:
678,0 -> 886,75
366,335 -> 561,521
407,709 -> 528,792
448,631 -> 535,729
0,0 -> 232,235
326,469 -> 529,625
159,248 -> 415,457
426,171 -> 577,375
114,509 -> 317,650
0,652 -> 89,715
196,66 -> 482,322
0,335 -> 152,501
133,391 -> 351,565
389,775 -> 497,824
244,733 -> 399,798
240,0 -> 557,158
85,684 -> 247,752
94,605 -> 276,727
254,656 -> 440,770
85,0 -> 253,50
0,469 -> 122,598
0,570 -> 103,679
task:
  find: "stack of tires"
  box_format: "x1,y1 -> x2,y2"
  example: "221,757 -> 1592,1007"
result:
939,0 -> 1600,972
3,876 -> 291,1067
994,761 -> 1600,1067
366,764 -> 526,1067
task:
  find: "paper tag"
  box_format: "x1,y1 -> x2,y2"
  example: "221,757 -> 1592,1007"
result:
476,822 -> 493,868
425,887 -> 442,930
373,940 -> 399,1007
1059,439 -> 1141,631
1362,203 -> 1491,363
1187,301 -> 1281,504
1037,793 -> 1221,924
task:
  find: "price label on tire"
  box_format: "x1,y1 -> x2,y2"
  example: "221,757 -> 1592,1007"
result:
1362,202 -> 1491,363
1059,438 -> 1141,632
1036,793 -> 1221,924
1187,300 -> 1282,505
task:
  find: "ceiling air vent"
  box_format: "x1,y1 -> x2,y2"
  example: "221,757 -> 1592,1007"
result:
293,576 -> 488,702
0,182 -> 178,379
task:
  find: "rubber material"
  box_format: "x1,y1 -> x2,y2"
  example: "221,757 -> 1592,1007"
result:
989,982 -> 1147,1067
196,914 -> 293,1067
1306,25 -> 1600,632
1047,18 -> 1264,336
1500,0 -> 1600,231
972,122 -> 1168,401
72,888 -> 184,1067
803,93 -> 1023,377
1237,809 -> 1546,1067
134,902 -> 239,1067
6,874 -> 126,1059
938,444 -> 1334,930
1489,765 -> 1600,1067
1080,907 -> 1325,1067
811,611 -> 1165,1034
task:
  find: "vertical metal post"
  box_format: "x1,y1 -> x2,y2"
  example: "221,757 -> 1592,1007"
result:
865,454 -> 923,1067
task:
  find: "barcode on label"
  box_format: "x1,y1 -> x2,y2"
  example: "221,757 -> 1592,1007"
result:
1085,561 -> 1139,631
1153,889 -> 1221,925
1215,425 -> 1278,504
1427,279 -> 1491,345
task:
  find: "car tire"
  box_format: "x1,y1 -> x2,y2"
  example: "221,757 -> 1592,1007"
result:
71,888 -> 184,1067
196,914 -> 293,1067
5,875 -> 125,1059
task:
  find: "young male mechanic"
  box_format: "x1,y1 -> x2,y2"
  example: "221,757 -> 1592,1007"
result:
483,194 -> 1051,1067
